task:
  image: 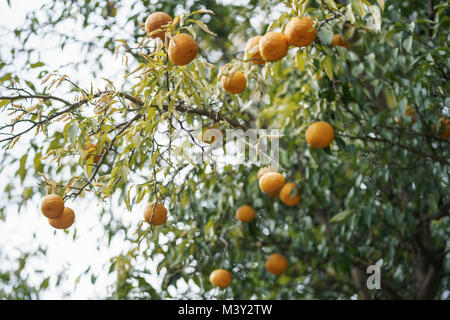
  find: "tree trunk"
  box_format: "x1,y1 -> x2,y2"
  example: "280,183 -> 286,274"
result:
351,265 -> 370,300
412,220 -> 444,299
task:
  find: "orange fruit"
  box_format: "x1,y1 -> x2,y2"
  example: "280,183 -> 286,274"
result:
259,172 -> 285,195
85,144 -> 104,164
221,71 -> 247,94
244,36 -> 264,65
267,189 -> 280,198
48,207 -> 75,229
235,205 -> 255,222
332,34 -> 349,49
259,32 -> 289,62
256,166 -> 277,180
284,17 -> 317,47
305,121 -> 335,148
404,106 -> 416,121
265,253 -> 288,275
168,33 -> 198,66
438,117 -> 450,139
144,202 -> 167,226
145,12 -> 173,40
202,127 -> 222,144
209,269 -> 232,288
41,194 -> 64,219
394,105 -> 416,123
279,182 -> 301,206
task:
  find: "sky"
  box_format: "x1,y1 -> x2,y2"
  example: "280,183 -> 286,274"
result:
0,0 -> 150,299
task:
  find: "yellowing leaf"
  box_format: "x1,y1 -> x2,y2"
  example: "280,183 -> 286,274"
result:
323,55 -> 333,80
346,4 -> 356,24
330,209 -> 355,223
368,5 -> 382,32
190,9 -> 215,16
190,19 -> 217,36
324,0 -> 337,10
0,99 -> 10,108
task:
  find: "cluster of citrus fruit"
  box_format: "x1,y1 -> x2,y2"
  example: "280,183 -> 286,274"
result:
209,167 -> 304,289
209,252 -> 288,289
394,106 -> 450,139
145,12 -> 198,66
221,16 -> 349,95
222,16 -> 338,149
40,193 -> 75,230
39,143 -> 106,230
134,170 -> 293,290
144,12 -> 339,149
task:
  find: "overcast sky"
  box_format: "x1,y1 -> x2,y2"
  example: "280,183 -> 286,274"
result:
0,0 -> 150,299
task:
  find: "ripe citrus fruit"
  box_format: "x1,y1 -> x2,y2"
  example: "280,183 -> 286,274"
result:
267,190 -> 280,198
259,32 -> 289,62
202,127 -> 222,144
85,143 -> 104,163
265,253 -> 288,275
48,207 -> 75,229
332,34 -> 349,49
145,12 -> 173,40
394,105 -> 416,123
235,205 -> 255,222
144,202 -> 167,226
221,71 -> 247,94
279,182 -> 301,206
305,121 -> 335,148
209,269 -> 232,288
168,33 -> 198,65
259,172 -> 285,195
284,17 -> 317,47
256,166 -> 277,180
438,117 -> 450,139
41,194 -> 64,219
245,36 -> 264,65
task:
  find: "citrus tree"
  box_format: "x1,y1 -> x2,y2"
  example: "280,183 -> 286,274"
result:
0,0 -> 449,299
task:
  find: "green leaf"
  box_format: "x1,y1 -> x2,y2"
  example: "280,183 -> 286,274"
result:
85,157 -> 93,177
367,5 -> 382,32
398,98 -> 407,115
19,154 -> 28,183
190,19 -> 217,36
318,25 -> 333,46
403,36 -> 413,52
30,62 -> 45,68
0,99 -> 10,108
40,277 -> 50,289
323,55 -> 334,80
190,9 -> 215,16
324,0 -> 338,10
330,209 -> 355,223
297,52 -> 306,71
205,220 -> 214,236
345,4 -> 355,24
0,73 -> 12,84
68,123 -> 78,144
